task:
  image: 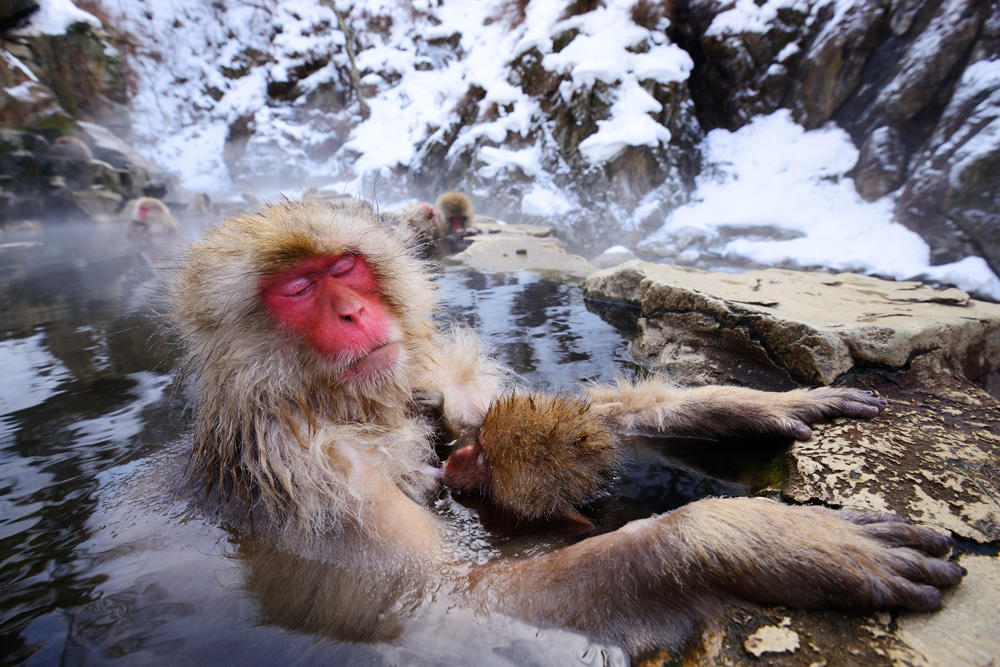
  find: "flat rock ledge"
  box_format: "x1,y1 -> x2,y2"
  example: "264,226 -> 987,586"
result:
584,261 -> 1000,386
585,262 -> 1000,667
453,224 -> 595,277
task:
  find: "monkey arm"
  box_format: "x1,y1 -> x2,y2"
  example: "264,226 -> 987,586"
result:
585,376 -> 887,441
479,497 -> 964,654
412,325 -> 509,438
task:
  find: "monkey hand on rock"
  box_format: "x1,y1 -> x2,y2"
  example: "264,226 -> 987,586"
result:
630,499 -> 964,612
585,377 -> 888,441
491,495 -> 966,650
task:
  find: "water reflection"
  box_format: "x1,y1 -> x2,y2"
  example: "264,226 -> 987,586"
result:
438,267 -> 635,389
0,220 -> 745,664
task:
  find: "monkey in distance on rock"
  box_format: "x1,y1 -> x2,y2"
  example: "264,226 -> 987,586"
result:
434,191 -> 474,236
166,197 -> 964,658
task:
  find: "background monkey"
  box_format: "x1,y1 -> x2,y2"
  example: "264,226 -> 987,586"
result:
400,200 -> 441,242
399,192 -> 473,244
166,197 -> 963,657
434,191 -> 474,236
126,197 -> 180,263
51,135 -> 94,162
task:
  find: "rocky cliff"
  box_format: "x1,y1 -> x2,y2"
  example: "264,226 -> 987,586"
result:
0,0 -> 171,223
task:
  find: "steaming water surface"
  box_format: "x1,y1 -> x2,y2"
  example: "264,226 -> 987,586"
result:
0,221 -> 744,665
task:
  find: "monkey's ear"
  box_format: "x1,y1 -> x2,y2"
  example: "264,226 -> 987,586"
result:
554,510 -> 595,536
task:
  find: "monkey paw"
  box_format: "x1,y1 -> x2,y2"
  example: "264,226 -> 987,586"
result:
774,387 -> 887,440
685,499 -> 966,613
823,508 -> 966,611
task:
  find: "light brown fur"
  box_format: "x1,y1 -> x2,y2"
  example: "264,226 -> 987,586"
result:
166,197 -> 964,656
127,197 -> 180,261
467,392 -> 617,520
434,191 -> 474,236
401,201 -> 441,242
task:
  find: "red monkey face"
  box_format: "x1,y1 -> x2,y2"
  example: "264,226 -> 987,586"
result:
259,253 -> 401,384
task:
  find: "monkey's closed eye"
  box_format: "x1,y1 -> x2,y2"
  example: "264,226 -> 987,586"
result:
277,277 -> 315,297
329,255 -> 357,277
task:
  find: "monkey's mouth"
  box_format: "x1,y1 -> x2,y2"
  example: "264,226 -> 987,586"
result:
342,341 -> 402,382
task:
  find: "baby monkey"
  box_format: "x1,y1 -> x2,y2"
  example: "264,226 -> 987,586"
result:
439,385 -> 888,533
439,392 -> 618,532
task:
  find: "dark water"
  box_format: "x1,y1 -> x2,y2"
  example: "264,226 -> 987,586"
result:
0,221 -> 747,665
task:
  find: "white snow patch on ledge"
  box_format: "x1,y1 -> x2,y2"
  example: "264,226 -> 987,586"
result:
14,0 -> 101,36
639,110 -> 1000,300
522,185 -> 574,217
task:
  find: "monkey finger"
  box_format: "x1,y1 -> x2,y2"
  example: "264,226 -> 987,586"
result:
836,400 -> 883,418
836,389 -> 888,409
882,577 -> 946,612
887,549 -> 967,587
774,419 -> 813,440
863,522 -> 955,557
836,508 -> 910,525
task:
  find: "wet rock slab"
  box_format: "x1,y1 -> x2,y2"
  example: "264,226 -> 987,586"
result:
453,225 -> 595,278
584,261 -> 1000,385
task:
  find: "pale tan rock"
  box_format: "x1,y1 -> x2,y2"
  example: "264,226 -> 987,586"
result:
743,619 -> 800,657
892,555 -> 1000,667
470,217 -> 557,238
454,234 -> 594,278
71,188 -> 124,221
584,261 -> 1000,385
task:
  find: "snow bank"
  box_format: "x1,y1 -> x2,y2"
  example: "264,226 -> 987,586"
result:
14,0 -> 100,36
638,111 -> 1000,299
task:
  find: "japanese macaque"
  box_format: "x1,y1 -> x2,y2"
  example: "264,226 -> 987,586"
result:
127,197 -> 179,262
167,197 -> 964,657
440,392 -> 617,532
439,385 -> 894,532
435,191 -> 475,236
401,201 -> 441,242
186,191 -> 213,216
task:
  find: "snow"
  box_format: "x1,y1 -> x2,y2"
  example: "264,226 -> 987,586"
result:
14,0 -> 101,36
579,78 -> 672,163
639,111 -> 1000,299
522,185 -> 573,217
102,0 -> 999,300
707,0 -> 804,36
1,51 -> 38,82
947,59 -> 1000,189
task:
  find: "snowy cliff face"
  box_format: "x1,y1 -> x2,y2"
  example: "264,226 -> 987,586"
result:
98,0 -> 1000,298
